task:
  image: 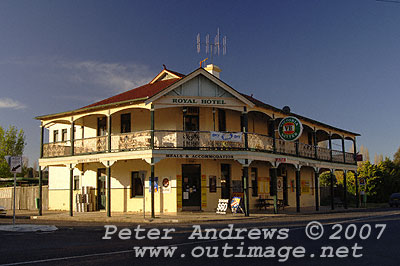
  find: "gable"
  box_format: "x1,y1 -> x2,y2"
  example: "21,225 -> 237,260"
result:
165,75 -> 235,98
147,68 -> 254,110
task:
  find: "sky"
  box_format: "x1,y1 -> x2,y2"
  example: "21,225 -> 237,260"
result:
0,0 -> 399,167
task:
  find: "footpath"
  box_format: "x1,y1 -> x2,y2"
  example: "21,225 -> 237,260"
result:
0,206 -> 396,225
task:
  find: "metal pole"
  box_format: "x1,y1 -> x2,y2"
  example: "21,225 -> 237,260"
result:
151,162 -> 155,219
295,168 -> 301,213
272,167 -> 278,214
342,137 -> 346,163
271,117 -> 276,153
313,130 -> 318,159
38,166 -> 42,216
330,170 -> 335,210
314,169 -> 319,211
107,116 -> 112,152
70,166 -> 73,216
13,172 -> 16,226
355,171 -> 359,208
343,170 -> 348,209
143,179 -> 146,220
39,125 -> 44,216
329,134 -> 333,161
150,105 -> 155,219
243,165 -> 249,216
107,165 -> 111,217
71,121 -> 75,156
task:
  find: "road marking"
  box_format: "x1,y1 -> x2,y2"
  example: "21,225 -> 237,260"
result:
0,250 -> 133,266
288,211 -> 400,231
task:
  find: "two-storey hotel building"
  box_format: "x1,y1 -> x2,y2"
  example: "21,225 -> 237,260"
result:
36,65 -> 360,217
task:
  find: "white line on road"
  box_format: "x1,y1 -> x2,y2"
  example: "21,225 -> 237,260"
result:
0,250 -> 133,266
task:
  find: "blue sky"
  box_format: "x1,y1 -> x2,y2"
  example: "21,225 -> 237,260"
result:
0,0 -> 399,166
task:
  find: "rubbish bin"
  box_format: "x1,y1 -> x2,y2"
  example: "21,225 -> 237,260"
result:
35,198 -> 40,209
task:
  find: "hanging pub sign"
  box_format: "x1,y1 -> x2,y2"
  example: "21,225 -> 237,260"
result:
278,116 -> 303,142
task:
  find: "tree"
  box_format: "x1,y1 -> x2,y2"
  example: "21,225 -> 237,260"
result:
394,146 -> 400,165
319,171 -> 337,187
359,145 -> 370,162
0,125 -> 26,177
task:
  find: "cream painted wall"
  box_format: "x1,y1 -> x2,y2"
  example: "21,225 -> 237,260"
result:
48,124 -> 83,143
48,158 -> 320,213
48,166 -> 82,210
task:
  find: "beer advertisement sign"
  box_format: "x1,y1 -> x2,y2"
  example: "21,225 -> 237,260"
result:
278,116 -> 303,142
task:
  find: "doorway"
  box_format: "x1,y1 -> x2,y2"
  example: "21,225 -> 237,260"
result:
221,164 -> 231,199
183,107 -> 199,148
182,164 -> 201,210
97,168 -> 106,210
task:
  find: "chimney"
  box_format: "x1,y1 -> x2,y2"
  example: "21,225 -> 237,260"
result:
204,64 -> 221,79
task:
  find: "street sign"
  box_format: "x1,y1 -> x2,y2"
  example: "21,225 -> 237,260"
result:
4,155 -> 22,226
10,156 -> 22,173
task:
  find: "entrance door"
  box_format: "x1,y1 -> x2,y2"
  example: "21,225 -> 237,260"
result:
97,169 -> 106,210
182,164 -> 201,210
221,164 -> 231,199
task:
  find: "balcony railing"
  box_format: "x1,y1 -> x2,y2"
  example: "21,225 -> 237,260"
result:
74,136 -> 107,155
154,130 -> 245,150
42,130 -> 356,164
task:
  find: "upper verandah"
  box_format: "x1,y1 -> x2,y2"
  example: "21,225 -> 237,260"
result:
35,65 -> 359,139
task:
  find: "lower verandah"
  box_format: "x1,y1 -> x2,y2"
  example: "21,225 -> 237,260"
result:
48,158 -> 318,214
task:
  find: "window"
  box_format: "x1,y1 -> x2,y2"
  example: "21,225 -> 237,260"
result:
218,109 -> 226,132
97,117 -> 107,136
73,175 -> 80,190
53,130 -> 59,143
308,132 -> 313,145
183,107 -> 199,131
121,113 -> 131,133
131,171 -> 143,197
251,168 -> 258,197
209,175 -> 216,193
62,129 -> 68,142
268,120 -> 275,137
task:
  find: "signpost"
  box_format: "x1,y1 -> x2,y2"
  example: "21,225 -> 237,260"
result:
359,178 -> 367,207
5,156 -> 22,226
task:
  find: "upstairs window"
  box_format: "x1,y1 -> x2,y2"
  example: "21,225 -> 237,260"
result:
97,117 -> 107,136
218,109 -> 226,132
121,113 -> 131,133
53,130 -> 59,143
61,129 -> 68,142
308,132 -> 313,145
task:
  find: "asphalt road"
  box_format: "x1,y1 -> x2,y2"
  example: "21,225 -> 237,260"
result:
0,209 -> 399,266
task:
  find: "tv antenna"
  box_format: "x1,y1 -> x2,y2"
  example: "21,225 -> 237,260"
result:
196,28 -> 227,66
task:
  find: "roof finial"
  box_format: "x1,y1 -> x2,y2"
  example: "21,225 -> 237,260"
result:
163,64 -> 166,69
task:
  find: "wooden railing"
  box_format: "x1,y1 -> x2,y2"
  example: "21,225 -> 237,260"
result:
42,130 -> 356,164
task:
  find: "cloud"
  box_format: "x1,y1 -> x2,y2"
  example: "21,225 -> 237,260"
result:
0,57 -> 154,104
0,98 -> 27,109
60,60 -> 153,93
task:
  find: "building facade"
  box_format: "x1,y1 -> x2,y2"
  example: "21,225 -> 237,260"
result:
36,65 -> 359,217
